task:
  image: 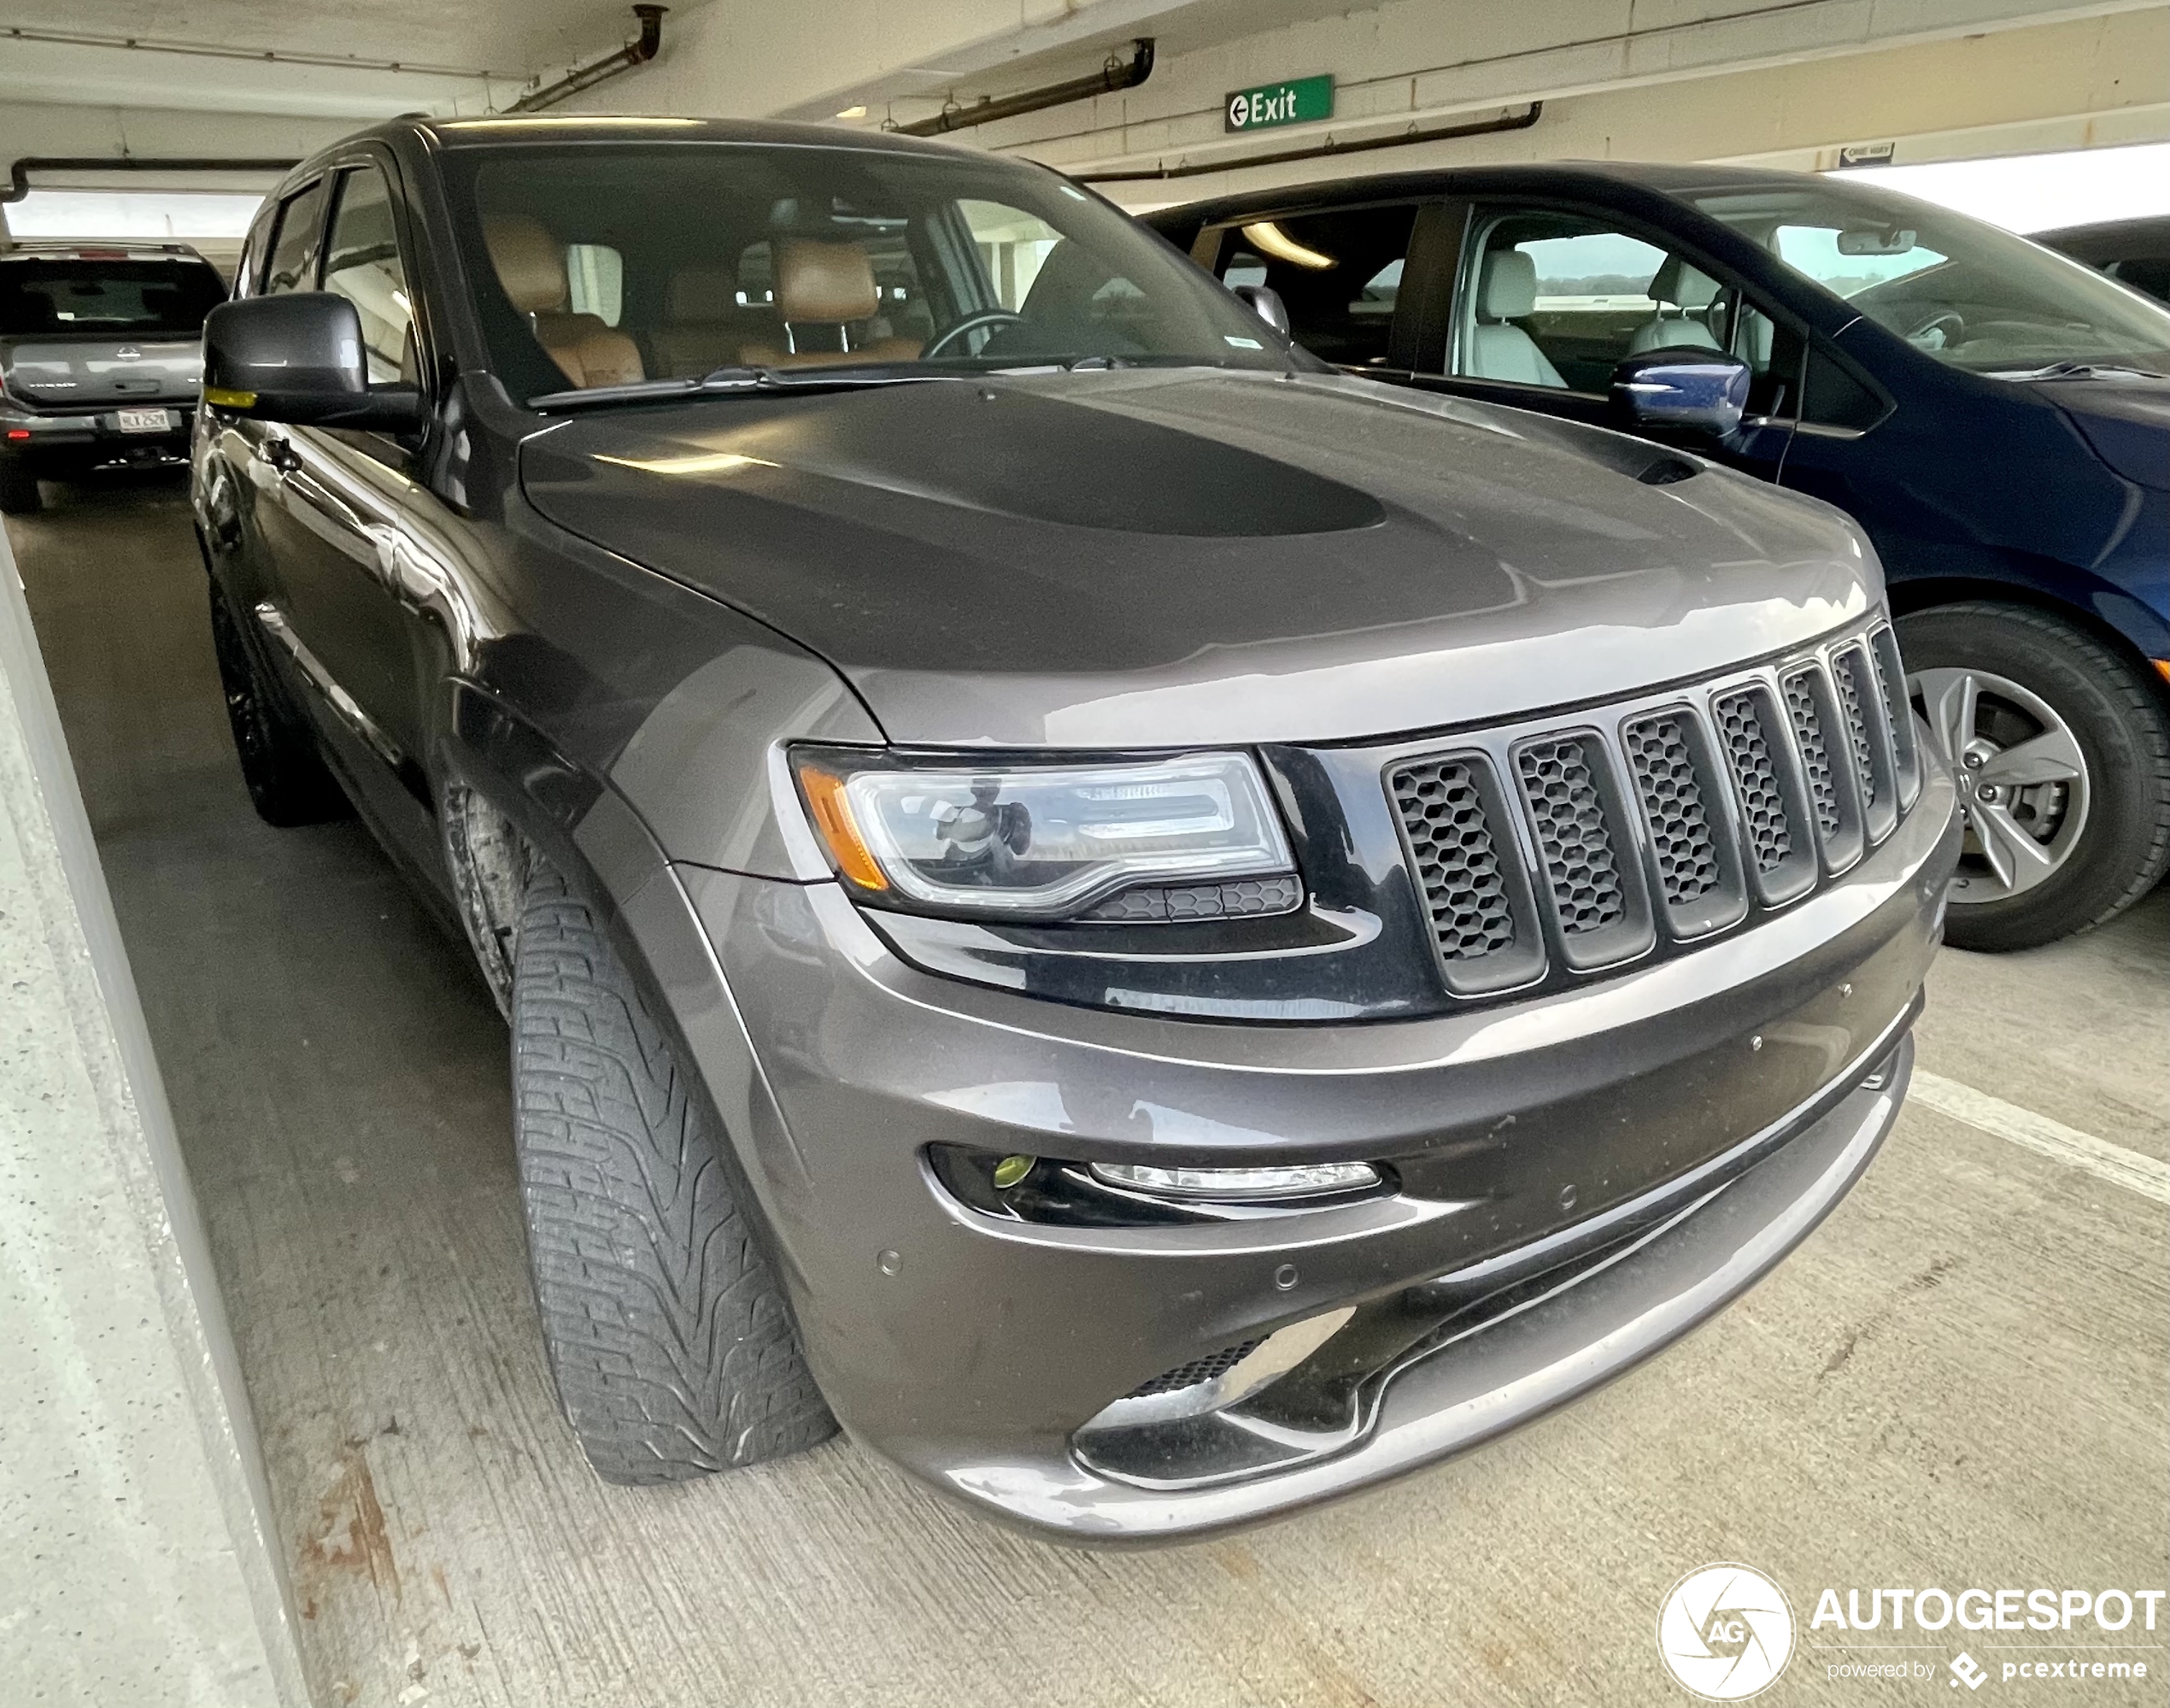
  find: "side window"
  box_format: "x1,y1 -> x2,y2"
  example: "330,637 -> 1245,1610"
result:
1450,210 -> 1750,393
262,179 -> 330,295
958,199 -> 1063,310
566,243 -> 624,326
1800,343 -> 1889,431
1213,204 -> 1417,368
321,167 -> 416,384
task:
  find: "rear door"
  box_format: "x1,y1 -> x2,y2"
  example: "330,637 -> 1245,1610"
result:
1405,196 -> 1800,479
237,157 -> 445,842
1190,200 -> 1435,379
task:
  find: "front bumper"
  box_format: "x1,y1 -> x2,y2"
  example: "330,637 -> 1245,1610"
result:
667,760 -> 1958,1541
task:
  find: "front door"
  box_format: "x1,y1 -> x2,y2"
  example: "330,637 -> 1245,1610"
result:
1404,200 -> 1799,480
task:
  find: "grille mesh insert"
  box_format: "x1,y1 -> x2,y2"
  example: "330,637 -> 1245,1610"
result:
1831,650 -> 1879,808
1126,1337 -> 1266,1398
1623,716 -> 1719,905
1783,670 -> 1841,838
1389,758 -> 1516,961
1713,690 -> 1792,873
1516,737 -> 1624,934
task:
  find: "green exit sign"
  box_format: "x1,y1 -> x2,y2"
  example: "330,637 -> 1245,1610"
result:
1224,74 -> 1334,133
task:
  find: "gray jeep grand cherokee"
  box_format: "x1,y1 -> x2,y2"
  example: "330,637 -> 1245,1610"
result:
192,116 -> 1959,1541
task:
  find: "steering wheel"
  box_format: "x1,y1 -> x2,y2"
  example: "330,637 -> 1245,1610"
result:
924,308 -> 1025,359
1904,310 -> 1964,349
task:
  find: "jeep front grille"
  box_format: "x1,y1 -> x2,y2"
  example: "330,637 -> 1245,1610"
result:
1390,622 -> 1916,992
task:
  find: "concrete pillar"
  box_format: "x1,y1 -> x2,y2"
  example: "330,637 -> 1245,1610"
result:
0,525 -> 311,1705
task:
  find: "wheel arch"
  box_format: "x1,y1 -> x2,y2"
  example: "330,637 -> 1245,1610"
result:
1886,574 -> 2170,713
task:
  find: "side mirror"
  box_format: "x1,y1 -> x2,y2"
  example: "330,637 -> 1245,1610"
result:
1229,281 -> 1290,336
202,293 -> 425,431
1609,348 -> 1751,437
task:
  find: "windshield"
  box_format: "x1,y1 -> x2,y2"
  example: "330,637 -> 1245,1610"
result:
0,257 -> 226,338
443,141 -> 1293,402
1689,182 -> 2170,375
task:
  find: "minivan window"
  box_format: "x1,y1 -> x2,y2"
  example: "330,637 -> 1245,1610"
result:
1692,184 -> 2170,374
447,144 -> 1293,398
0,258 -> 225,337
1214,204 -> 1418,369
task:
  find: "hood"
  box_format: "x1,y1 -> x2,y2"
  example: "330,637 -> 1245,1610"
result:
2033,373 -> 2170,491
520,369 -> 1876,748
0,337 -> 202,409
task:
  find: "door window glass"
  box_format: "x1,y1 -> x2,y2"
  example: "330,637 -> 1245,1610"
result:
262,179 -> 329,295
1452,211 -> 1729,391
321,167 -> 415,383
566,243 -> 623,326
1214,204 -> 1417,367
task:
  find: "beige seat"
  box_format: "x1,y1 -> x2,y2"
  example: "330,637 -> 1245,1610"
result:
483,215 -> 645,389
1628,256 -> 1724,355
652,264 -> 747,379
1466,249 -> 1565,387
737,239 -> 921,368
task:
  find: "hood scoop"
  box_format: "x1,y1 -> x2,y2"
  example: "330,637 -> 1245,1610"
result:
643,383 -> 1388,537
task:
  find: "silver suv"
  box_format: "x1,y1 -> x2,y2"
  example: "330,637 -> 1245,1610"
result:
0,241 -> 224,514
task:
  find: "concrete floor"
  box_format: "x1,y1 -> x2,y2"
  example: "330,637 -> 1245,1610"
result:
12,476 -> 2167,1708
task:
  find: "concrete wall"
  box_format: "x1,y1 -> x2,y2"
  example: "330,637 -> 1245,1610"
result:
0,526 -> 311,1706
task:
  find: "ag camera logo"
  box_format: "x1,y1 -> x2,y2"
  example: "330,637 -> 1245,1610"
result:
1657,1563 -> 1797,1699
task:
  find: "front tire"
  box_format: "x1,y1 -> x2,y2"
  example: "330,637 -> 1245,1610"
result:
1900,601 -> 2170,951
510,861 -> 836,1484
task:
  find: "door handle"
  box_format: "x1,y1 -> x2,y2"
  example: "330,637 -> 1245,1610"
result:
255,436 -> 302,475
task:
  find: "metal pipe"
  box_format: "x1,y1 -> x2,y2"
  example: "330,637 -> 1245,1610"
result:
508,4 -> 667,114
1076,100 -> 1542,184
892,38 -> 1154,138
3,156 -> 300,204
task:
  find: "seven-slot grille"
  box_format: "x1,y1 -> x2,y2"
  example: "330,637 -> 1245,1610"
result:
1390,624 -> 1917,994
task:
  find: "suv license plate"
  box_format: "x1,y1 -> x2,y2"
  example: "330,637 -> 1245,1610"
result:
116,408 -> 172,433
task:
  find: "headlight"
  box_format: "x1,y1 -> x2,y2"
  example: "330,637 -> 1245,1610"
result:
792,748 -> 1295,919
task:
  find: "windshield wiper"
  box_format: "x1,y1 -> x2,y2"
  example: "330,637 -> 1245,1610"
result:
527,363 -> 951,413
1994,360 -> 2168,381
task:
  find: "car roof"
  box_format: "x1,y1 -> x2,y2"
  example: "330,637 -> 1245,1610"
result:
401,113 -> 988,162
1142,159 -> 1854,226
0,241 -> 214,265
2032,213 -> 2170,256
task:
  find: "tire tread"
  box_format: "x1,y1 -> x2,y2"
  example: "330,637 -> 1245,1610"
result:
511,864 -> 834,1484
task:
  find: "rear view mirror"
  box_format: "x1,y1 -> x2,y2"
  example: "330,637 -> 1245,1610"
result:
202,293 -> 424,431
1609,348 -> 1751,437
1229,282 -> 1290,336
1837,226 -> 1917,256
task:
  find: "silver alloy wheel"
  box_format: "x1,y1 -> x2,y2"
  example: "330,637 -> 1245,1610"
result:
1910,666 -> 2091,904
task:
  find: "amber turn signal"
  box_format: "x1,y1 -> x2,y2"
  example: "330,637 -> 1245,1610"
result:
797,765 -> 889,891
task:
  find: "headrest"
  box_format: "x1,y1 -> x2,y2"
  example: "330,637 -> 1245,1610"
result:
773,239 -> 878,325
484,215 -> 568,314
1481,249 -> 1538,319
1648,255 -> 1721,310
665,264 -> 740,323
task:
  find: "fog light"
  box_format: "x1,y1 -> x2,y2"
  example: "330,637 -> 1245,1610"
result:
991,1153 -> 1035,1189
1088,1160 -> 1379,1201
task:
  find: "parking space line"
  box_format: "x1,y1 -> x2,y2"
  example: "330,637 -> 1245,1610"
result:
1909,1070 -> 2170,1206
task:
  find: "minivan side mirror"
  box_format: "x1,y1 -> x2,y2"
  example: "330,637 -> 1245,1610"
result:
202,293 -> 425,431
1229,281 -> 1291,336
1608,348 -> 1751,437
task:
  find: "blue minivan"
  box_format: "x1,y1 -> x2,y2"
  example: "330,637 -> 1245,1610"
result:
1149,163 -> 2169,949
